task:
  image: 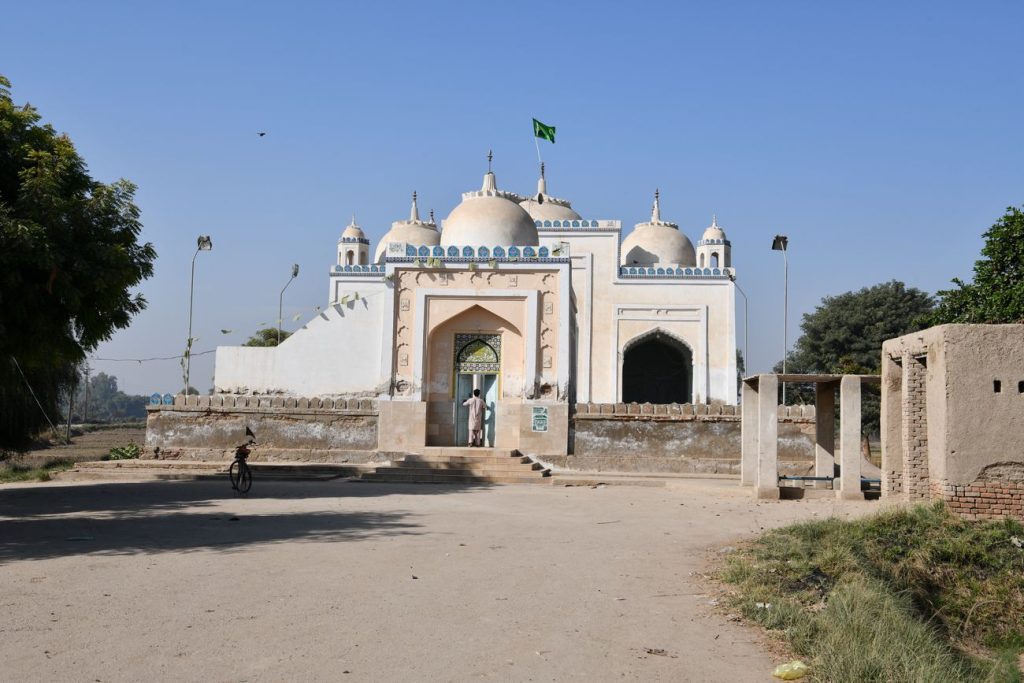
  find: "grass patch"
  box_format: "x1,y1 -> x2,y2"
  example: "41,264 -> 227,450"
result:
0,458 -> 74,483
719,502 -> 1024,682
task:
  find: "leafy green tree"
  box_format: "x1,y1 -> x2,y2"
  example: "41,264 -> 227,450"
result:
927,206 -> 1024,325
775,280 -> 934,438
69,372 -> 148,422
0,75 -> 155,448
242,328 -> 290,347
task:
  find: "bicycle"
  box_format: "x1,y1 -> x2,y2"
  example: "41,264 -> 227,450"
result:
229,428 -> 255,494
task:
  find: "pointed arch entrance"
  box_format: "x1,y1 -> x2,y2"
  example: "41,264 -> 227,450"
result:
622,330 -> 693,403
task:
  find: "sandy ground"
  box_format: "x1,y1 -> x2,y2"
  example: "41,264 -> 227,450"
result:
0,477 -> 882,682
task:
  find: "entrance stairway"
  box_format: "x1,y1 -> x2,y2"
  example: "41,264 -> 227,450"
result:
361,448 -> 551,484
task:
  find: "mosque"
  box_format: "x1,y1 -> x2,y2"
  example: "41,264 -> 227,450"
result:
214,159 -> 737,456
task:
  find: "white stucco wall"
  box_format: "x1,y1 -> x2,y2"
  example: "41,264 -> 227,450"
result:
215,277 -> 390,396
541,222 -> 737,405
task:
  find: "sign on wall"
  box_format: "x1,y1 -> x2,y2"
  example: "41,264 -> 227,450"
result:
531,406 -> 548,432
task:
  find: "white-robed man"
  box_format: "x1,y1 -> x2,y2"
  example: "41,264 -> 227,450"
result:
462,388 -> 486,447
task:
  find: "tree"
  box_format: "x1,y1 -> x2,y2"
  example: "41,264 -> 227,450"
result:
242,328 -> 290,347
927,206 -> 1024,325
0,75 -> 155,449
69,372 -> 148,422
775,280 -> 934,438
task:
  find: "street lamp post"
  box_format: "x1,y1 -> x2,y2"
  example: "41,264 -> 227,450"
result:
728,272 -> 748,382
771,234 -> 789,404
278,264 -> 300,344
185,235 -> 213,395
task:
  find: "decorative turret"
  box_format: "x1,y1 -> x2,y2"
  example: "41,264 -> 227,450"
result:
373,191 -> 441,263
338,215 -> 370,266
519,161 -> 583,222
619,189 -> 696,267
696,215 -> 731,269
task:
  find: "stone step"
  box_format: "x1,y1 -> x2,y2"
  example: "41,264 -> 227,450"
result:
392,461 -> 543,473
419,447 -> 520,458
360,472 -> 551,485
400,454 -> 532,465
372,466 -> 550,478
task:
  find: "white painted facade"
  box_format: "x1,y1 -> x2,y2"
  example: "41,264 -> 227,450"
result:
214,167 -> 737,407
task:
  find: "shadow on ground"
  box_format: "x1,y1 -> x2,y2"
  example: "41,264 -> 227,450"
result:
0,479 -> 490,563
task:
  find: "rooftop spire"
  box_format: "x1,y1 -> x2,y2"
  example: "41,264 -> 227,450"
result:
409,191 -> 420,222
536,161 -> 547,197
429,209 -> 435,224
481,150 -> 497,192
712,214 -> 718,227
349,214 -> 357,227
651,189 -> 661,223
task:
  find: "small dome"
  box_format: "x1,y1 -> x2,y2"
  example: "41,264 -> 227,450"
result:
441,170 -> 538,247
519,164 -> 582,222
620,190 -> 696,267
701,215 -> 726,242
374,192 -> 440,262
341,217 -> 366,240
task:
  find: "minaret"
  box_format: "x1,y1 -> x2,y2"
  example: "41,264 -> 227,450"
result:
697,214 -> 731,269
338,215 -> 370,266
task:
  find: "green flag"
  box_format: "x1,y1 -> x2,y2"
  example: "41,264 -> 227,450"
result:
533,118 -> 556,143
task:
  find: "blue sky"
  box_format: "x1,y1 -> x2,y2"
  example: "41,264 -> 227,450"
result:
3,1 -> 1023,394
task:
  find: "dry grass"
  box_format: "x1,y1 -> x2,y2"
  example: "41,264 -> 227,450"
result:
719,502 -> 1024,682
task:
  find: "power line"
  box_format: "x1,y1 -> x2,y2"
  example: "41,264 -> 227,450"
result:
90,349 -> 216,363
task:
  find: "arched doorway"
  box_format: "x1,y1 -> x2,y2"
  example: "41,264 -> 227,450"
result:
454,335 -> 500,446
622,332 -> 692,403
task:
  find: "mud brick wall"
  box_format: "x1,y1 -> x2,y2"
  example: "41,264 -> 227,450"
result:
901,354 -> 931,500
145,395 -> 384,463
937,463 -> 1024,522
558,403 -> 816,475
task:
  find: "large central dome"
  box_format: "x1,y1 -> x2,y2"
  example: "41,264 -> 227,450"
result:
441,170 -> 539,247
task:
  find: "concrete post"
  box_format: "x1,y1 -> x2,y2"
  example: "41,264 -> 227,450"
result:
838,375 -> 862,500
755,374 -> 780,499
815,382 -> 836,488
740,380 -> 758,486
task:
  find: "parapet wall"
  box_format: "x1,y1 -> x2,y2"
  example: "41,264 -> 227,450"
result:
557,403 -> 816,475
145,395 -> 384,463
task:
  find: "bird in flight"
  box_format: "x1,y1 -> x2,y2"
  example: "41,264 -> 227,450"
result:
257,131 -> 267,137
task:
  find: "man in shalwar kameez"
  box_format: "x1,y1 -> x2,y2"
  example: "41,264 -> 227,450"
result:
462,388 -> 486,447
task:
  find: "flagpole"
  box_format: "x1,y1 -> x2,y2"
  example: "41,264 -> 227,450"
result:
533,133 -> 543,165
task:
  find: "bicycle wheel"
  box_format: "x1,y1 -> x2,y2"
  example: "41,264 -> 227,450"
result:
229,460 -> 241,490
238,463 -> 252,493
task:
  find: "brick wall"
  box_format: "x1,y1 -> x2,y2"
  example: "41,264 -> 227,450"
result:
937,480 -> 1024,521
900,354 -> 930,500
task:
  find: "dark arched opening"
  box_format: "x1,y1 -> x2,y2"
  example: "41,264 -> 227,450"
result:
622,334 -> 692,403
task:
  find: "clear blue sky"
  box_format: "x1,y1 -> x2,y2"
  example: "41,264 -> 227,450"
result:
4,1 -> 1022,394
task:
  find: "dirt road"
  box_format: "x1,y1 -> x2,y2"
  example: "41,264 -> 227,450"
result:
0,478 -> 878,681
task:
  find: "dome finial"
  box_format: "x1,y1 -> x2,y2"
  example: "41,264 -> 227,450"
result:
429,209 -> 435,224
712,213 -> 718,227
410,191 -> 420,222
350,214 -> 357,226
481,151 -> 497,192
651,189 -> 661,223
536,161 -> 547,198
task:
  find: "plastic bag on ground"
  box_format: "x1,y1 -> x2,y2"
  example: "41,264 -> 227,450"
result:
772,660 -> 809,680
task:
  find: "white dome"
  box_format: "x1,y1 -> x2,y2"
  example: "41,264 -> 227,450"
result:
700,215 -> 727,242
441,171 -> 538,247
622,224 -> 696,267
342,222 -> 366,240
374,192 -> 439,263
520,197 -> 582,222
619,191 -> 696,267
518,167 -> 582,222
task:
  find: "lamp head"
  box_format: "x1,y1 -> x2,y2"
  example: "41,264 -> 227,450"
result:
197,235 -> 213,251
291,263 -> 300,278
771,234 -> 788,251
